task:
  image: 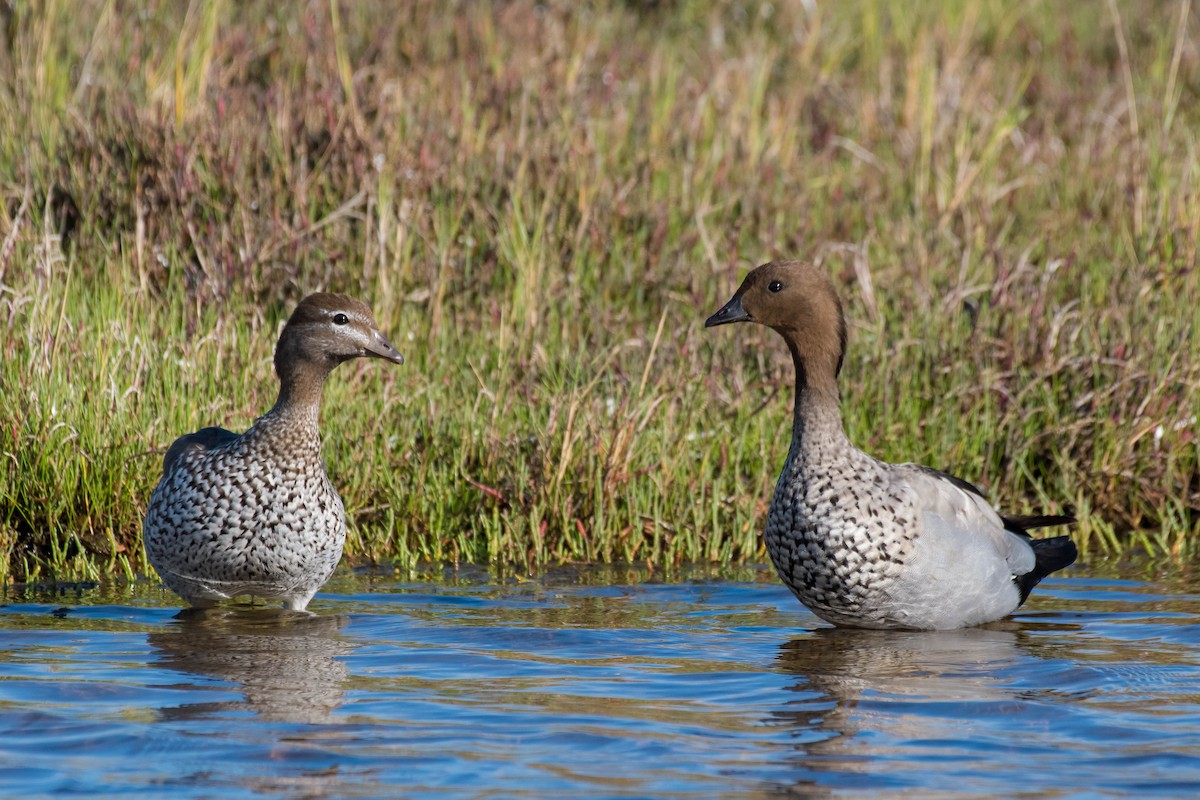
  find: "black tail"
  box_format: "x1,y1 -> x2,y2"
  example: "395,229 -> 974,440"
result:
1014,535 -> 1078,604
1004,512 -> 1077,604
1003,513 -> 1076,532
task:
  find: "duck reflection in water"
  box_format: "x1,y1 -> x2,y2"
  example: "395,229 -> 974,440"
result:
148,607 -> 353,725
767,623 -> 1078,792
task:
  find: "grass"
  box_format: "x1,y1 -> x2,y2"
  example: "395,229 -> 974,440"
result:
1,0 -> 1197,581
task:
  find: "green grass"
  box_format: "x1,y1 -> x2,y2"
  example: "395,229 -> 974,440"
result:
1,0 -> 1198,581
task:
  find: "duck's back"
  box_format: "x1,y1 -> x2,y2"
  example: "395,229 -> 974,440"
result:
142,416 -> 345,609
886,466 -> 1031,628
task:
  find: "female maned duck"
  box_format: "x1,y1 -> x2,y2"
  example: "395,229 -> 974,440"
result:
706,261 -> 1077,630
143,293 -> 404,611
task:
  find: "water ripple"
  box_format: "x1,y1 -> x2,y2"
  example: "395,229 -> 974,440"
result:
2,564 -> 1199,798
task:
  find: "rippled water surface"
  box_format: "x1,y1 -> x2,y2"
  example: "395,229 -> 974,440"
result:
3,562 -> 1200,798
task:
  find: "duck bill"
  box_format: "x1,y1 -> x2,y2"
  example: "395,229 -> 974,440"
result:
366,330 -> 405,364
704,293 -> 750,327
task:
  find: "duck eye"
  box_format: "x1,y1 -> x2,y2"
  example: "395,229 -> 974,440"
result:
332,313 -> 350,326
768,280 -> 784,293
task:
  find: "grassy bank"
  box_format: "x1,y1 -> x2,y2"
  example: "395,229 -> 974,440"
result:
1,0 -> 1197,581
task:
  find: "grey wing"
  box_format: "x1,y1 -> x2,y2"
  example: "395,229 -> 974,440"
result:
162,426 -> 241,473
895,463 -> 1035,576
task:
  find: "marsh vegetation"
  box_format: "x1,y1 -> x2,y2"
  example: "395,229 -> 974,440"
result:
1,1 -> 1197,580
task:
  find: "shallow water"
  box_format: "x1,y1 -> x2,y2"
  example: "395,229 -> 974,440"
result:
2,562 -> 1200,799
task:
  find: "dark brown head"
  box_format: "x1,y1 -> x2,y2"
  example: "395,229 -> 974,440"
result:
705,261 -> 847,393
274,293 -> 403,390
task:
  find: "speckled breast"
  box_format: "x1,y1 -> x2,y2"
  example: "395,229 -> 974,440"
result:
143,442 -> 346,597
763,453 -> 915,625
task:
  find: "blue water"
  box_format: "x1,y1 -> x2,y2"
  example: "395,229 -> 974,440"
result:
2,562 -> 1199,798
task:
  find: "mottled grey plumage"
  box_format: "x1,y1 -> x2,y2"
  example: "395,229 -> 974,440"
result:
143,293 -> 404,611
707,261 -> 1076,630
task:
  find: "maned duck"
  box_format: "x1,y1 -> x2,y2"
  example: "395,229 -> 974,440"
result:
706,261 -> 1076,629
143,293 -> 403,611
